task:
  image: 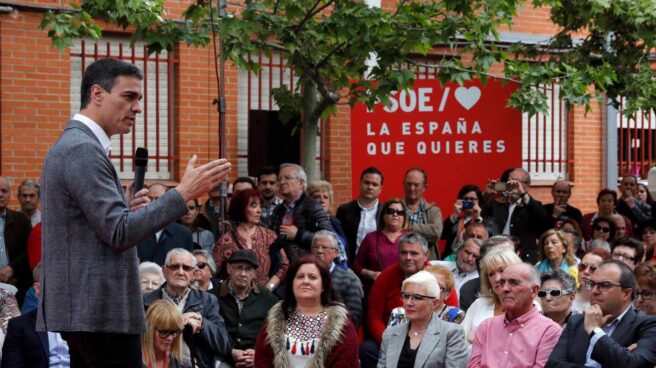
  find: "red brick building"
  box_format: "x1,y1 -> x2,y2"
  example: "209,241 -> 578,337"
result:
0,0 -> 646,215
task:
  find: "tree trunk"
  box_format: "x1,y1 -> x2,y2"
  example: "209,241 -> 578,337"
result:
301,79 -> 319,180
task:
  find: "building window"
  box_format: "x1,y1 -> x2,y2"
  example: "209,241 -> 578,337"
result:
70,36 -> 176,180
522,82 -> 570,181
617,103 -> 655,179
237,50 -> 323,178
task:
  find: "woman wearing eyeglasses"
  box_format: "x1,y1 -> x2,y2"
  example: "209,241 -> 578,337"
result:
142,300 -> 184,368
535,229 -> 579,285
387,265 -> 466,327
355,199 -> 410,285
214,189 -> 289,290
378,270 -> 469,368
538,270 -> 577,327
254,256 -> 358,368
582,189 -> 633,240
634,263 -> 656,315
571,248 -> 610,313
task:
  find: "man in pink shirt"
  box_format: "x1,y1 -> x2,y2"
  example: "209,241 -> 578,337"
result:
468,262 -> 562,368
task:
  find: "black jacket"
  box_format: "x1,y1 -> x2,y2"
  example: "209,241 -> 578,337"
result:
269,193 -> 333,259
3,209 -> 32,303
546,308 -> 656,368
144,285 -> 232,368
137,222 -> 194,265
483,195 -> 550,263
212,280 -> 278,351
336,200 -> 381,263
1,309 -> 49,368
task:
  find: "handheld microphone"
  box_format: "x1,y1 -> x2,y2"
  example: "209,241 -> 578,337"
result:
134,147 -> 148,196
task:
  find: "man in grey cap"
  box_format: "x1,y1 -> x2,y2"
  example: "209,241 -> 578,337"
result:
211,249 -> 278,368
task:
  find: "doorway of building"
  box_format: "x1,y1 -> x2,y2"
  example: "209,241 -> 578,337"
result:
248,110 -> 301,176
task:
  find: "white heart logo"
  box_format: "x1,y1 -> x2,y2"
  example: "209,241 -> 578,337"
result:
454,86 -> 481,110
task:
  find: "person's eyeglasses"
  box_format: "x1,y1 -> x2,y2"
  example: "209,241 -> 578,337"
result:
636,290 -> 656,300
197,262 -> 208,270
594,225 -> 610,233
400,292 -> 435,302
538,289 -> 572,298
140,279 -> 161,288
612,252 -> 636,262
278,175 -> 298,183
385,208 -> 405,216
165,263 -> 195,272
157,329 -> 182,339
585,280 -> 622,292
577,263 -> 598,273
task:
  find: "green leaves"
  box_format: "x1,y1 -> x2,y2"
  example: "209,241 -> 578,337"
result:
39,0 -> 656,120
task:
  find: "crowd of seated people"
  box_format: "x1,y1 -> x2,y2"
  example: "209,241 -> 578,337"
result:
4,164 -> 656,367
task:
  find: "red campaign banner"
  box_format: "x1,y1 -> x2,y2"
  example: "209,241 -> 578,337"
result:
350,78 -> 522,214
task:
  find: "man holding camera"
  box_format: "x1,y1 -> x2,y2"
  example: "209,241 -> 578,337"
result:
483,168 -> 550,263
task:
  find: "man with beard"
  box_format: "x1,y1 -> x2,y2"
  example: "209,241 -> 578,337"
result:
257,166 -> 282,228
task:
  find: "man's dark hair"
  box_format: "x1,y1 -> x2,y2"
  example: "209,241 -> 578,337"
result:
18,180 -> 40,197
232,176 -> 256,189
611,237 -> 645,264
457,184 -> 483,202
404,167 -> 427,186
80,58 -> 143,109
600,259 -> 637,300
256,165 -> 278,181
360,167 -> 384,185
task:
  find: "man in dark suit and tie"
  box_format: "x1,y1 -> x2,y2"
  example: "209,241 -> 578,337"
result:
38,57 -> 231,367
546,259 -> 656,368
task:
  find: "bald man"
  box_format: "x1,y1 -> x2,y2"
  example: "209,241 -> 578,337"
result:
543,180 -> 583,228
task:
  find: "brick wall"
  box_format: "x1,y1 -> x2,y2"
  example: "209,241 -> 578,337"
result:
0,0 -> 606,218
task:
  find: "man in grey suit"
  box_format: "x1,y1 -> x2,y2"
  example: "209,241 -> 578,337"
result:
37,57 -> 231,367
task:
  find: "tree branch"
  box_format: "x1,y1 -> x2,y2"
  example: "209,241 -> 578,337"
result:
316,41 -> 346,69
293,0 -> 336,32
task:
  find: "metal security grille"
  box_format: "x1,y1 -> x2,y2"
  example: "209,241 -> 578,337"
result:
617,103 -> 655,179
411,63 -> 571,181
70,37 -> 177,180
237,50 -> 325,178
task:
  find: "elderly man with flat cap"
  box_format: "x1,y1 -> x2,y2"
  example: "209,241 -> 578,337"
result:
211,249 -> 278,368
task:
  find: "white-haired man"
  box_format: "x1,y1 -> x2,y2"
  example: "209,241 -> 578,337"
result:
311,230 -> 364,326
469,263 -> 562,367
144,248 -> 231,367
269,163 -> 333,261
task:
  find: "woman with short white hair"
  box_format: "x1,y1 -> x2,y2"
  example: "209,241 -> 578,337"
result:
378,271 -> 469,368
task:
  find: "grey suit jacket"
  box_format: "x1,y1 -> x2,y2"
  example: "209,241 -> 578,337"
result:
377,313 -> 469,368
37,120 -> 188,334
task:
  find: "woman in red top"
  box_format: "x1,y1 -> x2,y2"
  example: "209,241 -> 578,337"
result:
213,189 -> 289,290
355,198 -> 410,285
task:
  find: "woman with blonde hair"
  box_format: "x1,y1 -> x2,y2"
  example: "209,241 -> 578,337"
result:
536,229 -> 579,285
142,300 -> 184,368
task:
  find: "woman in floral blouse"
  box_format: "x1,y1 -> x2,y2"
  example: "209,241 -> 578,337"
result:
213,189 -> 289,290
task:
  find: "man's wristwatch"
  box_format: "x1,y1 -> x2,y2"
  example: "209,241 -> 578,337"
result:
589,327 -> 603,338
